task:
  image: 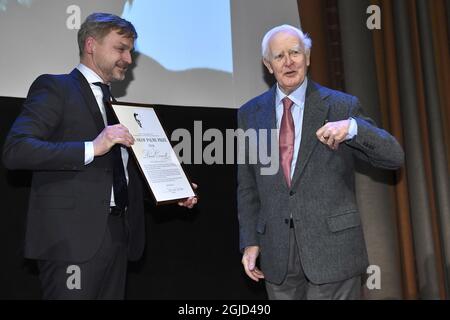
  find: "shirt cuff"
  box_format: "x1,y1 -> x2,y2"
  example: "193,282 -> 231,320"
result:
346,118 -> 358,140
84,142 -> 95,165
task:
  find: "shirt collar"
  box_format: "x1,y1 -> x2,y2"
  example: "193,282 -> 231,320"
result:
275,77 -> 308,108
76,63 -> 106,85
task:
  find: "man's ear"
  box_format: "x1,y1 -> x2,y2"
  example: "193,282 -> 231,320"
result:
306,52 -> 311,67
263,58 -> 274,74
84,36 -> 96,55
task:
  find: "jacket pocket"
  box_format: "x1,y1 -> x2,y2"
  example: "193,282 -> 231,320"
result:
327,210 -> 361,232
36,196 -> 76,210
256,219 -> 266,234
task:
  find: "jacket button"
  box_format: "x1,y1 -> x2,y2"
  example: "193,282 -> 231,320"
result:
289,191 -> 295,196
284,219 -> 289,224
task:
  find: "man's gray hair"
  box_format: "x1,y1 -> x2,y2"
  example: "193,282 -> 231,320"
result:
261,24 -> 312,61
78,12 -> 137,57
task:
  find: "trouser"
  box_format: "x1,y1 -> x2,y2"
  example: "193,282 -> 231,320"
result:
37,214 -> 128,300
265,228 -> 362,300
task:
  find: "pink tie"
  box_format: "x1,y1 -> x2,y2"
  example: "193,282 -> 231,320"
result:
279,97 -> 295,188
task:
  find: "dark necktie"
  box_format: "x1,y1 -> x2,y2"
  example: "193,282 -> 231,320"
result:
279,97 -> 295,188
93,82 -> 129,209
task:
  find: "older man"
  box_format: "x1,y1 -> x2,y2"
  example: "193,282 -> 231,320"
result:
3,13 -> 196,299
237,24 -> 404,300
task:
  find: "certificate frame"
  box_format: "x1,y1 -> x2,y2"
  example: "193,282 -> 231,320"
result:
111,101 -> 197,206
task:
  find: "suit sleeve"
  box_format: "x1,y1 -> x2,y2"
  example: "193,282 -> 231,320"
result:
2,75 -> 85,171
345,96 -> 404,170
237,109 -> 261,252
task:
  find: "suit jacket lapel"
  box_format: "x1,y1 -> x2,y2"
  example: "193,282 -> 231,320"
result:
291,81 -> 330,188
70,68 -> 105,133
255,86 -> 276,134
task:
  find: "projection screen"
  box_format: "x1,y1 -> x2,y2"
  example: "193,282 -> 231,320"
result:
0,0 -> 300,108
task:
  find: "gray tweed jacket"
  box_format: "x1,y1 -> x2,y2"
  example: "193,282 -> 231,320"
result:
237,80 -> 404,285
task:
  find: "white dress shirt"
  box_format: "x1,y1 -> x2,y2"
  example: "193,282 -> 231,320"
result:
77,63 -> 129,206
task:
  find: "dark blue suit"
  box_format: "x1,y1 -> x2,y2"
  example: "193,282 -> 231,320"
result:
3,69 -> 145,298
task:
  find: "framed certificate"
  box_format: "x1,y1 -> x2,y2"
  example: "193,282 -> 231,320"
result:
111,102 -> 196,205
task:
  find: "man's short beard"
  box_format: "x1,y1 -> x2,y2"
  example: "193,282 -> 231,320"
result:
108,68 -> 126,82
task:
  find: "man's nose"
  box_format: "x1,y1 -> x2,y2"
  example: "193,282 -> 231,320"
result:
284,54 -> 293,66
123,51 -> 132,64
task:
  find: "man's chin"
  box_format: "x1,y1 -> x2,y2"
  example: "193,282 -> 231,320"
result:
279,80 -> 303,94
282,81 -> 302,89
111,72 -> 126,82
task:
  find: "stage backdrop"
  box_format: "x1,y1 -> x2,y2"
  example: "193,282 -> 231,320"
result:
0,0 -> 300,108
0,96 -> 268,299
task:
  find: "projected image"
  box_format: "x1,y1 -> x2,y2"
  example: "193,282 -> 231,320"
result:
0,0 -> 33,11
121,0 -> 233,73
116,0 -> 235,107
0,0 -> 235,107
